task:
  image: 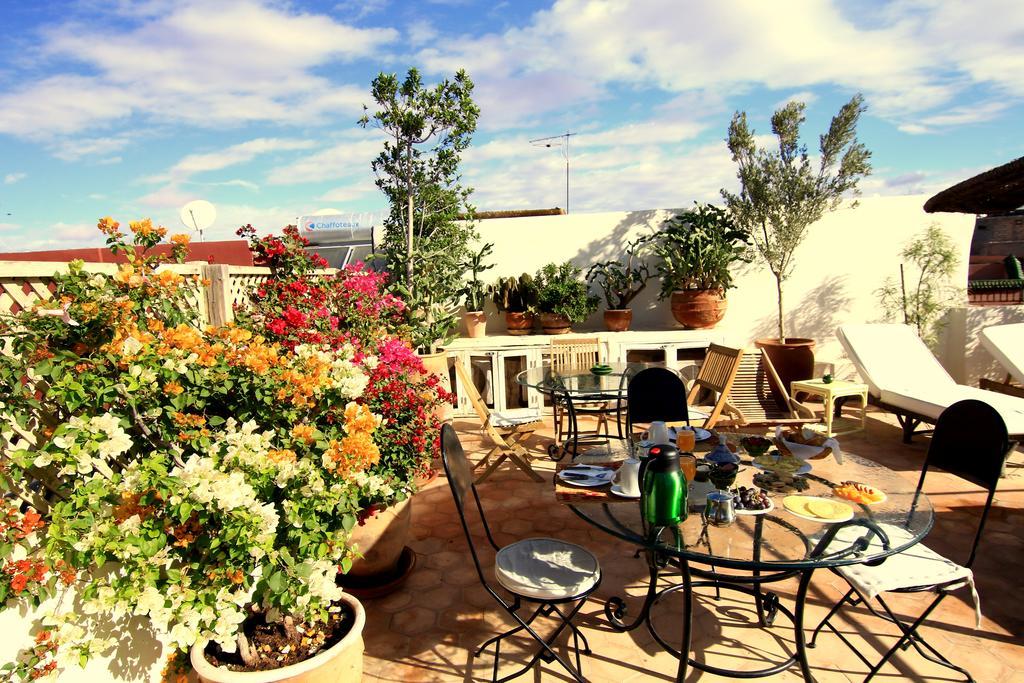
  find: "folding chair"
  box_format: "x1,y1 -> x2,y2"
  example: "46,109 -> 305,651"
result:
709,348 -> 817,429
626,366 -> 689,437
685,343 -> 744,429
548,337 -> 616,440
809,399 -> 1014,682
454,360 -> 544,483
440,424 -> 601,683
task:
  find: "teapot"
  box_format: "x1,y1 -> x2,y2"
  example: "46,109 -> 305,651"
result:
706,434 -> 740,465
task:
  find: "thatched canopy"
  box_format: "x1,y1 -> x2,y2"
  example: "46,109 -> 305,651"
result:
924,156 -> 1024,214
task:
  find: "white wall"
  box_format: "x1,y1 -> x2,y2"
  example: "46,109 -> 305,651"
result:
476,195 -> 975,378
944,305 -> 1024,385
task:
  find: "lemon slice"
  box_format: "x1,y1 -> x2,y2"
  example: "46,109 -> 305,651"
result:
807,499 -> 852,520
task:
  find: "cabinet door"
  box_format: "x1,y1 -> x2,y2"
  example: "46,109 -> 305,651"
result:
494,350 -> 536,416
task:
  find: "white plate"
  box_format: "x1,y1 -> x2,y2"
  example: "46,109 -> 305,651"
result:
609,484 -> 641,499
670,426 -> 713,442
783,496 -> 855,524
734,498 -> 775,516
558,469 -> 614,487
752,455 -> 812,475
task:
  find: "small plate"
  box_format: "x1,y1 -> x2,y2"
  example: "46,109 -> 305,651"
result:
670,426 -> 712,442
783,496 -> 854,524
734,498 -> 775,516
609,484 -> 641,499
752,455 -> 812,475
558,468 -> 614,487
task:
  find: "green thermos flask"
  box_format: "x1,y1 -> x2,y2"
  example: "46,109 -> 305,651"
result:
640,444 -> 687,526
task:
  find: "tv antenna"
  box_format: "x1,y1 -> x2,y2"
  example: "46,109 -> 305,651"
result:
530,131 -> 575,214
179,199 -> 216,242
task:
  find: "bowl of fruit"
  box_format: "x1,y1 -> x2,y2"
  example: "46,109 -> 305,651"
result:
740,435 -> 773,458
731,486 -> 773,515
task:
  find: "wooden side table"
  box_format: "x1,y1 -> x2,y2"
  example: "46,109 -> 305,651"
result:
790,379 -> 869,437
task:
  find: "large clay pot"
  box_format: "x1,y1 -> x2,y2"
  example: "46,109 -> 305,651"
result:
418,350 -> 453,422
346,497 -> 412,578
463,311 -> 487,338
755,337 -> 816,404
190,592 -> 365,683
505,311 -> 534,335
670,290 -> 727,329
603,309 -> 632,332
539,312 -> 571,335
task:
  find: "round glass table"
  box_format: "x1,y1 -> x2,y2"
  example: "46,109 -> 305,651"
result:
515,363 -> 650,460
566,444 -> 934,681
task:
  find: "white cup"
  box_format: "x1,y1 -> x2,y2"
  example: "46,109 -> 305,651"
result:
649,421 -> 670,444
614,458 -> 641,497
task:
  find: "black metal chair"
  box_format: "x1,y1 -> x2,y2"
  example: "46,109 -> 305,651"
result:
809,399 -> 1014,682
626,366 -> 689,436
440,424 -> 602,682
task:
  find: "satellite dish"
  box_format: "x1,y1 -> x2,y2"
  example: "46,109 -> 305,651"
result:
179,199 -> 217,242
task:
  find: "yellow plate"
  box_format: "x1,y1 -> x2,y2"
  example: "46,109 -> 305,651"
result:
783,496 -> 854,523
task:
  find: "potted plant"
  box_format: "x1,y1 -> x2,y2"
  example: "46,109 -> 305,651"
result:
585,237 -> 653,331
0,218 -> 444,681
534,262 -> 599,334
459,242 -> 494,338
361,68 -> 480,413
722,95 -> 871,386
643,203 -> 750,329
491,274 -> 538,335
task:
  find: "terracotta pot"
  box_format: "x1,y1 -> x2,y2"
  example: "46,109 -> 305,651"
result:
505,311 -> 534,335
755,337 -> 816,405
346,497 -> 412,578
190,592 -> 365,683
418,350 -> 453,423
670,290 -> 727,329
463,311 -> 487,338
539,312 -> 571,335
603,309 -> 632,332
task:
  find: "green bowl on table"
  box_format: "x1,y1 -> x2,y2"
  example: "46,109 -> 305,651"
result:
590,364 -> 613,376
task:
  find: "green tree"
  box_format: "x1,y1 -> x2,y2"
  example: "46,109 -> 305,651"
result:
360,68 -> 481,352
877,224 -> 961,346
722,95 -> 871,340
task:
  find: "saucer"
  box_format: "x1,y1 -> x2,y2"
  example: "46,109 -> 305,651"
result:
609,484 -> 641,499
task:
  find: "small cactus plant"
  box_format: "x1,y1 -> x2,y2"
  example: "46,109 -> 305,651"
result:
491,274 -> 538,313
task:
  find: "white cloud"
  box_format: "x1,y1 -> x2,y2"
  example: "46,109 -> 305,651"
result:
3,172 -> 26,184
318,179 -> 377,203
0,1 -> 396,139
0,223 -> 21,231
774,91 -> 819,109
160,138 -> 316,181
50,136 -> 133,162
265,137 -> 381,185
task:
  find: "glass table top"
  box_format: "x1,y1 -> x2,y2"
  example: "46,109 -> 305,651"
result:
515,363 -> 652,396
569,448 -> 934,571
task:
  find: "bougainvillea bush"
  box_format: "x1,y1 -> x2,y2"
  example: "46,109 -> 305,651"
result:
235,225 -> 447,509
0,218 -> 428,678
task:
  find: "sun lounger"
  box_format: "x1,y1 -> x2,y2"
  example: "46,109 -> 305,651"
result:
837,323 -> 1024,442
978,323 -> 1024,397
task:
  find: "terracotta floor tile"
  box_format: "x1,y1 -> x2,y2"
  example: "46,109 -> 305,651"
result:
362,413 -> 1024,682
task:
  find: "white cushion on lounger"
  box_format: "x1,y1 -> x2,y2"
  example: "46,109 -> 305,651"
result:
980,323 -> 1024,385
881,386 -> 1024,434
837,324 -> 956,397
495,538 -> 600,600
487,409 -> 543,428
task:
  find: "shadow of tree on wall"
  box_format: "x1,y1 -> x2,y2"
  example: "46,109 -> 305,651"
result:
568,209 -> 675,329
748,275 -> 853,342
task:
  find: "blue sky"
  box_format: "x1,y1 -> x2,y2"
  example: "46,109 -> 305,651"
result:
0,0 -> 1022,250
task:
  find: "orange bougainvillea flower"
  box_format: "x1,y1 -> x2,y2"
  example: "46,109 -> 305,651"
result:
170,233 -> 191,246
129,218 -> 167,240
113,264 -> 144,288
97,216 -> 121,236
163,381 -> 184,396
267,449 -> 297,464
291,424 -> 316,444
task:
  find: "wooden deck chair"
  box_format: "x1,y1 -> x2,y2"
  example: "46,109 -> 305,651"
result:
713,349 -> 817,429
548,338 -> 614,440
454,360 -> 544,483
686,344 -> 745,429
